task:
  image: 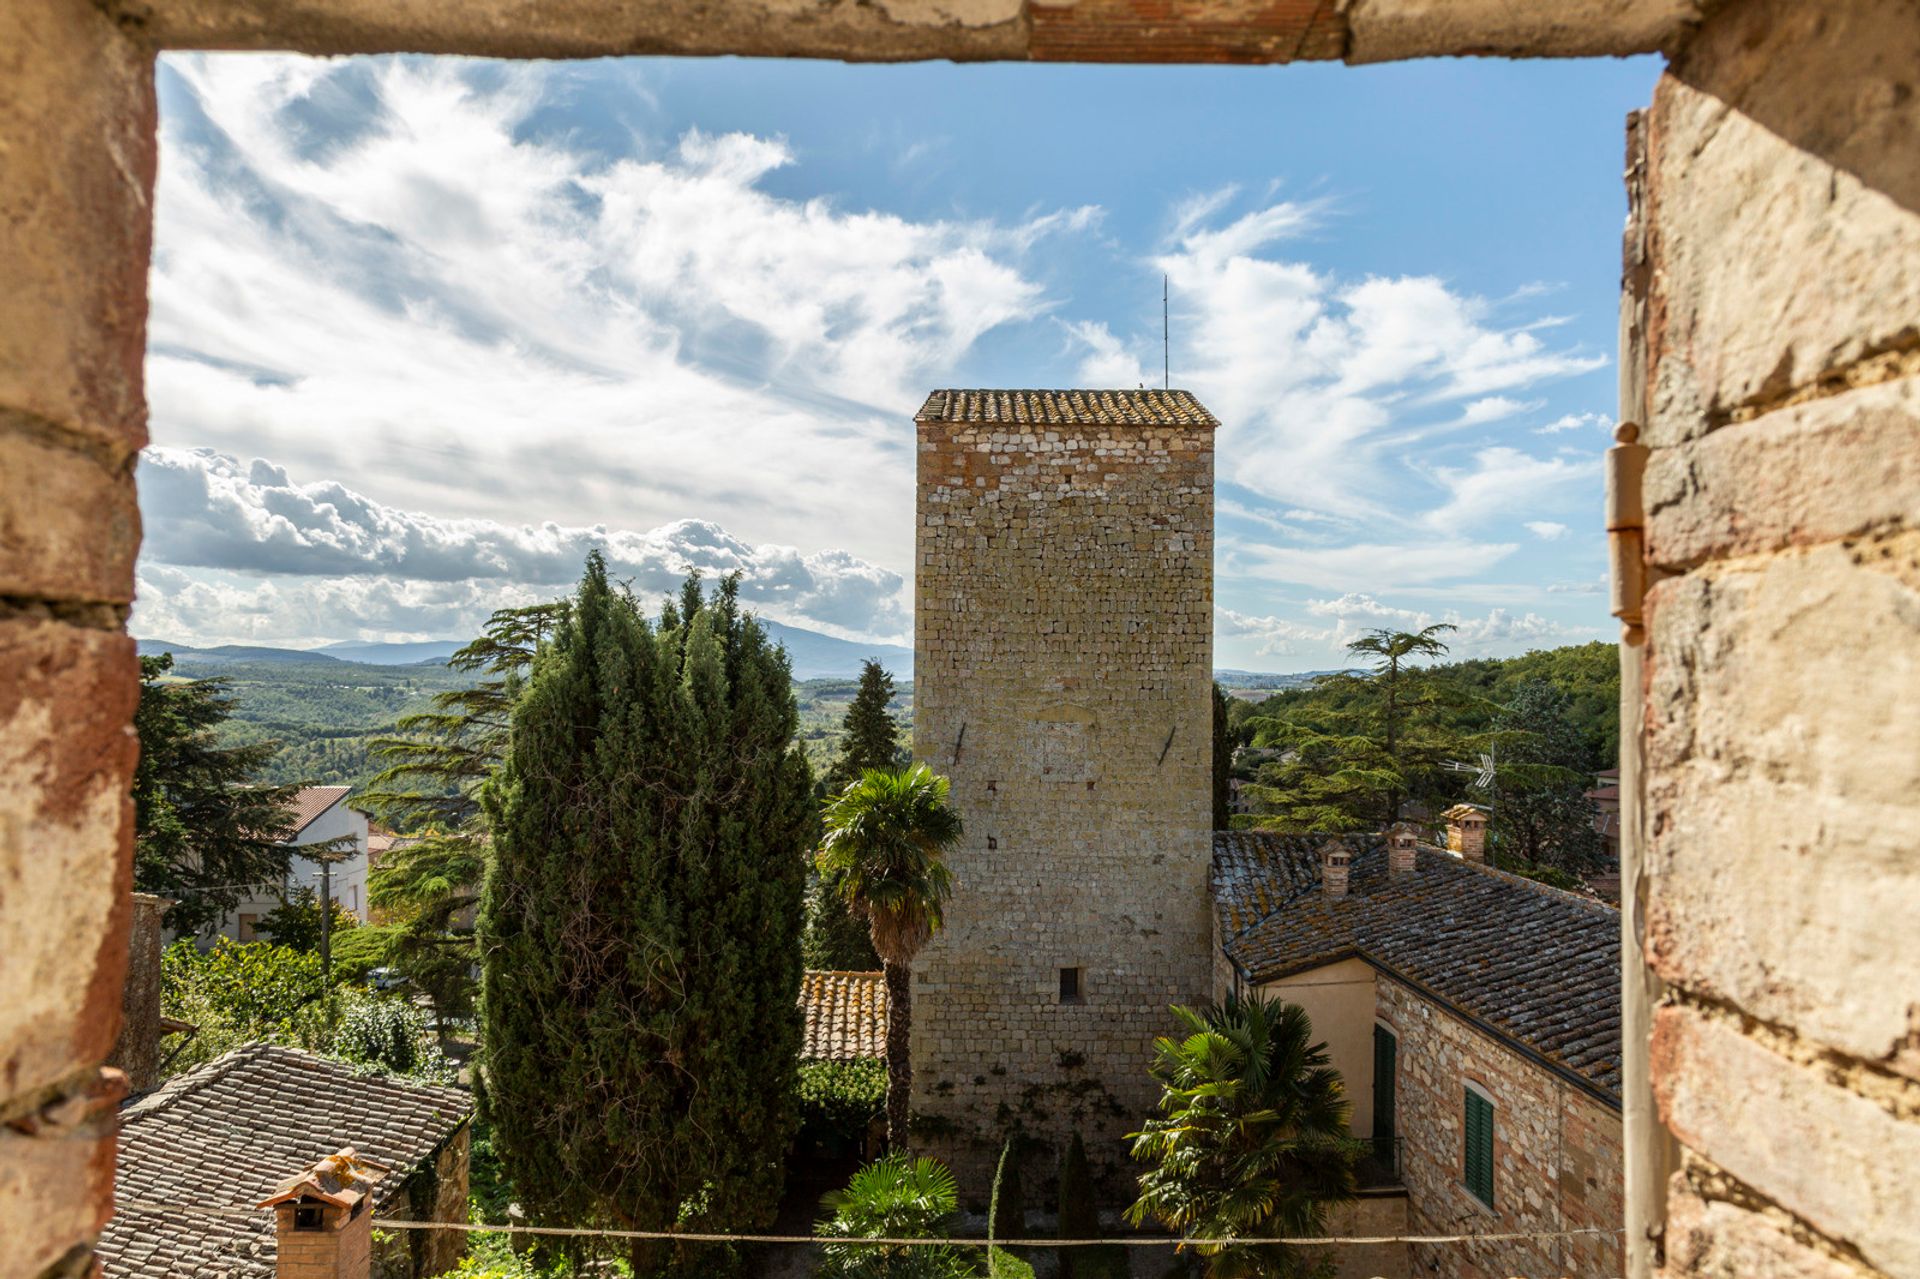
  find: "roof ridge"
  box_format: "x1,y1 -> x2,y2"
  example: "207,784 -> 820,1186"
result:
1417,846 -> 1619,917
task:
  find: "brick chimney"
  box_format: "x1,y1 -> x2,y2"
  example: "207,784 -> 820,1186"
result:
1386,822 -> 1420,876
1442,804 -> 1489,864
258,1150 -> 387,1279
106,893 -> 169,1092
1321,840 -> 1352,900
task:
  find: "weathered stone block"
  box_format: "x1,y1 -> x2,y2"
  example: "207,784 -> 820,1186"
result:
1650,1006 -> 1920,1279
1644,533 -> 1920,1078
0,1067 -> 125,1279
1345,0 -> 1689,64
1643,0 -> 1920,444
0,421 -> 141,604
0,0 -> 153,451
0,618 -> 139,1104
1644,378 -> 1920,569
1661,1185 -> 1881,1279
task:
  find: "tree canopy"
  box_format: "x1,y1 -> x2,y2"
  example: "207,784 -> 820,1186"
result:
133,653 -> 302,934
478,556 -> 813,1268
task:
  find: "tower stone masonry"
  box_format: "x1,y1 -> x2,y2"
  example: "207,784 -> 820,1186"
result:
909,389 -> 1217,1197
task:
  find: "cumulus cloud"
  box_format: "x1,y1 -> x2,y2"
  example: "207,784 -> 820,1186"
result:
1525,520 -> 1571,540
136,447 -> 908,642
1533,410 -> 1611,435
1217,596 -> 1598,662
148,54 -> 1090,568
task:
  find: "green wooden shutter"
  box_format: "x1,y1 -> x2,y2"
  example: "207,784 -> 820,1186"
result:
1464,1088 -> 1495,1207
1371,1026 -> 1397,1168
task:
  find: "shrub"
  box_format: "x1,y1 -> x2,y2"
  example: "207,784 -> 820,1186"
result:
159,938 -> 328,1076
814,1154 -> 979,1279
797,1058 -> 887,1157
329,994 -> 457,1083
988,1134 -> 1033,1277
330,922 -> 402,983
258,887 -> 360,951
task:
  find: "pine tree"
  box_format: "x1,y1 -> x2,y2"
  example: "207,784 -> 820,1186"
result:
1247,625 -> 1472,832
478,557 -> 813,1267
1489,680 -> 1605,877
133,654 -> 302,935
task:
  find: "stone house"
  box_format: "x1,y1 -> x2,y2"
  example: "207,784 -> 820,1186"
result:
98,1044 -> 472,1278
1213,822 -> 1623,1279
217,786 -> 371,943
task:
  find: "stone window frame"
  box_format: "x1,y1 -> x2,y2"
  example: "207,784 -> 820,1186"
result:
1056,965 -> 1086,1005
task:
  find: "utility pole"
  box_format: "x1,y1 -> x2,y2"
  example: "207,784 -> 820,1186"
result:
318,859 -> 333,987
1163,273 -> 1170,390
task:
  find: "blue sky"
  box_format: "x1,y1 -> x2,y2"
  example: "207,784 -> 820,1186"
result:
135,51 -> 1659,670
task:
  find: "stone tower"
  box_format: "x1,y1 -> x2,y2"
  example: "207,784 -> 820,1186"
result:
910,388 -> 1217,1194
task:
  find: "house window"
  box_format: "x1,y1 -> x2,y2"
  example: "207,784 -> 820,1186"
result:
1463,1085 -> 1496,1208
1058,967 -> 1084,1004
1371,1025 -> 1397,1170
237,913 -> 259,943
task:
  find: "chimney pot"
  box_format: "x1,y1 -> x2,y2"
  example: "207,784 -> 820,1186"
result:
259,1150 -> 386,1279
1386,822 -> 1420,875
1321,840 -> 1352,900
1443,804 -> 1489,864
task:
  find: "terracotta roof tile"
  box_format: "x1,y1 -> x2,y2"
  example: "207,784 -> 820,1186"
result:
799,970 -> 887,1061
286,786 -> 350,836
914,389 -> 1219,428
1212,832 -> 1622,1101
100,1044 -> 471,1278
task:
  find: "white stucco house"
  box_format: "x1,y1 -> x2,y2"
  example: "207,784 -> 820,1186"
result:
215,786 -> 370,943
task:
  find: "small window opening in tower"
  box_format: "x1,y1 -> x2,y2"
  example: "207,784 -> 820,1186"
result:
1059,967 -> 1084,1004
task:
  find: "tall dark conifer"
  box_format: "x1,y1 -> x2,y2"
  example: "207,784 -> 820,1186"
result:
477,555 -> 812,1268
808,659 -> 903,970
133,654 -> 301,934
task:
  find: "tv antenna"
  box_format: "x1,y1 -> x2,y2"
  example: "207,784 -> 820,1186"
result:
1444,744 -> 1499,853
1162,273 -> 1170,390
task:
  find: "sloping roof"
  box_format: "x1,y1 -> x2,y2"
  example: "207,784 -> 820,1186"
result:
101,1044 -> 471,1279
800,970 -> 887,1061
286,786 -> 351,836
914,389 -> 1219,428
1212,832 -> 1622,1102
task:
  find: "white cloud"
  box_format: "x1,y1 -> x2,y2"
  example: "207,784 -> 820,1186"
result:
1525,520 -> 1571,540
149,54 -> 1090,570
1216,597 -> 1599,664
1533,410 -> 1611,435
1230,536 -> 1519,593
1065,320 -> 1147,388
1420,446 -> 1600,530
135,446 -> 909,641
1457,396 -> 1541,426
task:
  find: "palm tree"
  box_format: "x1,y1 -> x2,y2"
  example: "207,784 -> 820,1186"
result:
815,1154 -> 978,1279
818,763 -> 963,1151
1127,996 -> 1361,1279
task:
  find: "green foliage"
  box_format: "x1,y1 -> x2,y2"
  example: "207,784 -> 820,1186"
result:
1128,998 -> 1361,1279
478,558 -> 812,1262
989,1136 -> 1025,1245
1446,640 -> 1619,769
825,661 -> 908,791
1486,681 -> 1606,876
1056,1133 -> 1126,1279
329,922 -> 402,983
1246,626 -> 1473,833
817,763 -> 964,1150
814,1155 -> 980,1279
1212,683 -> 1233,832
134,654 -> 303,934
257,887 -> 360,952
158,938 -> 327,1075
328,994 -> 457,1082
804,872 -> 882,970
798,1058 -> 888,1157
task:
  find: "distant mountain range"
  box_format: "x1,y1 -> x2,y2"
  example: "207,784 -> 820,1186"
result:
137,618 -> 919,682
138,632 -> 1318,686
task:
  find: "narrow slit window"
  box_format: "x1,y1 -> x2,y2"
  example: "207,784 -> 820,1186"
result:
1059,967 -> 1084,1004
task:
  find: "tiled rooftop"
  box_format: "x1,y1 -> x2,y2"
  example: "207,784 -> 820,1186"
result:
914,388 -> 1219,428
100,1044 -> 471,1278
1212,831 -> 1622,1100
286,785 -> 351,836
800,970 -> 887,1061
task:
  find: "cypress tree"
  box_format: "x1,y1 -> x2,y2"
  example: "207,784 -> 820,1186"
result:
478,555 -> 813,1269
825,660 -> 903,792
